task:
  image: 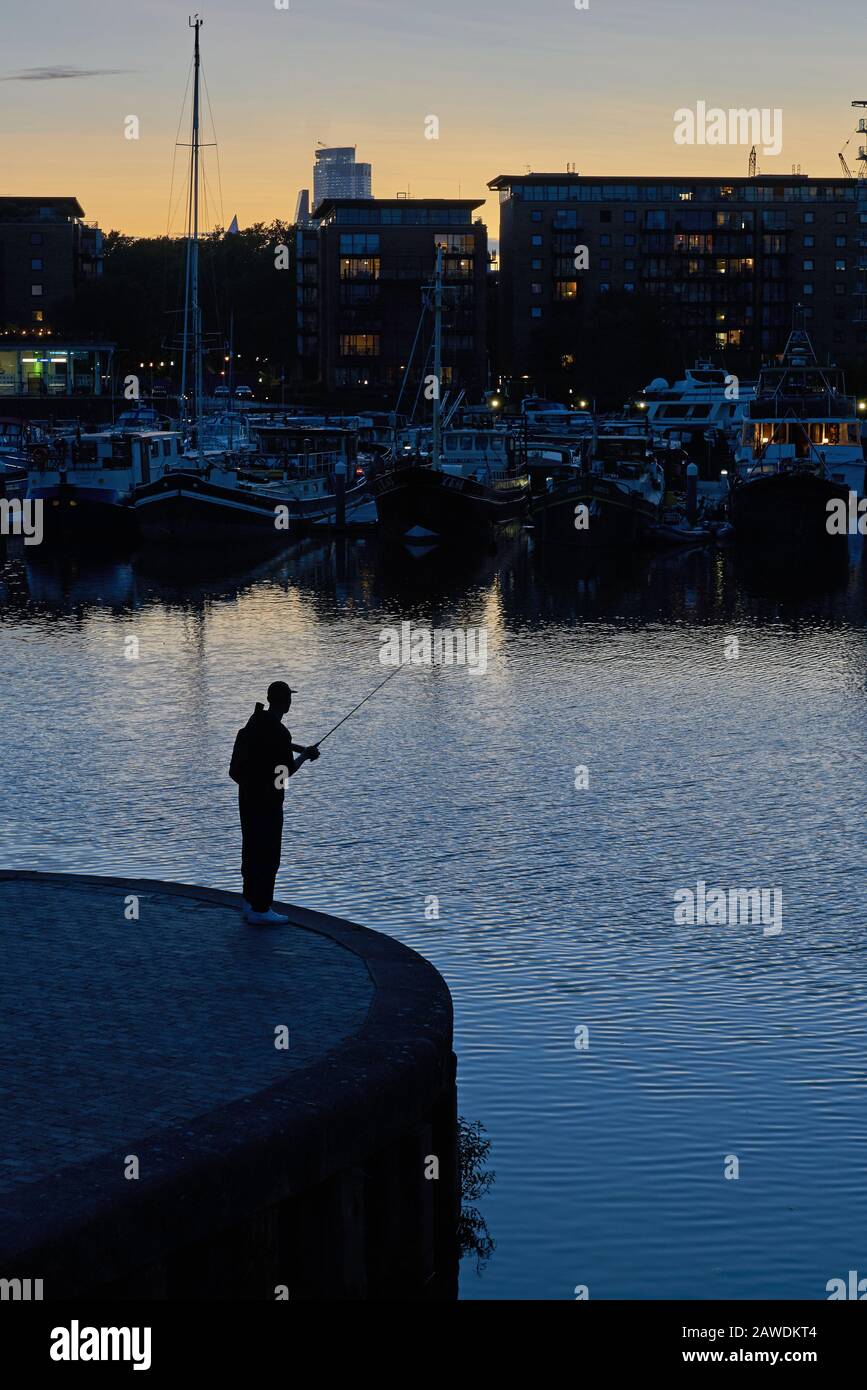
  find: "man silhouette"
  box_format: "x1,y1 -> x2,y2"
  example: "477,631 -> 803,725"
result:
230,680 -> 320,924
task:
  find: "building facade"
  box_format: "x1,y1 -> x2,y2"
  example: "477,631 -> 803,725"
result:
489,173 -> 867,382
299,198 -> 488,401
0,198 -> 103,333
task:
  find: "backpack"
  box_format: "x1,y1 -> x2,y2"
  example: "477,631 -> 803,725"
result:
229,726 -> 251,785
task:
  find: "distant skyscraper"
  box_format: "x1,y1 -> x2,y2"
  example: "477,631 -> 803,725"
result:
294,188 -> 312,227
313,147 -> 372,209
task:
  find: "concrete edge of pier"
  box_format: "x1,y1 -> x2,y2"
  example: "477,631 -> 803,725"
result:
0,870 -> 458,1299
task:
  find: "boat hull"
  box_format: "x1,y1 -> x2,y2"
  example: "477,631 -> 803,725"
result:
26,482 -> 136,544
371,464 -> 528,539
530,476 -> 657,547
134,471 -> 368,544
729,472 -> 850,546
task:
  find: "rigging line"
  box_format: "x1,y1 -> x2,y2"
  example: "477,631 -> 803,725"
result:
200,62 -> 225,229
393,286 -> 432,417
166,57 -> 194,238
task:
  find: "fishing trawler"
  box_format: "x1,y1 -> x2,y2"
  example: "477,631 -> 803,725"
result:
529,424 -> 665,546
728,318 -> 858,545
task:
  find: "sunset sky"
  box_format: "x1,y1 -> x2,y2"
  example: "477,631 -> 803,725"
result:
2,0 -> 863,239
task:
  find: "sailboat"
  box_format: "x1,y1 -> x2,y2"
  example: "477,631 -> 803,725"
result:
133,19 -> 317,546
369,246 -> 529,541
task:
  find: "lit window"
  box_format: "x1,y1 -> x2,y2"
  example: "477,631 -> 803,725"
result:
531,235 -> 543,247
31,284 -> 43,297
803,283 -> 813,294
803,259 -> 814,271
836,259 -> 846,271
338,334 -> 380,356
531,283 -> 542,294
531,307 -> 542,318
31,258 -> 43,271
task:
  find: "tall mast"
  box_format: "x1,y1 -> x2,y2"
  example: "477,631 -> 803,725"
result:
190,15 -> 203,463
432,241 -> 443,469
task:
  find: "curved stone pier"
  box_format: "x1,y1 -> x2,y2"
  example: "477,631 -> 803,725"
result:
0,872 -> 458,1299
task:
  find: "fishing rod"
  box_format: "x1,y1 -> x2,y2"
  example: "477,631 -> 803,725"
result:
311,660 -> 409,751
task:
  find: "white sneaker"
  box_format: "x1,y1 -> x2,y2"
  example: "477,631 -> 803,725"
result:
245,907 -> 290,925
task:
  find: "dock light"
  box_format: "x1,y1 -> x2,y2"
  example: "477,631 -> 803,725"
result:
636,400 -> 647,410
720,469 -> 728,477
579,399 -> 588,408
859,401 -> 866,412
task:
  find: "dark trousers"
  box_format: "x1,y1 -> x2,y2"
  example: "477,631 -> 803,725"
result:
239,788 -> 284,912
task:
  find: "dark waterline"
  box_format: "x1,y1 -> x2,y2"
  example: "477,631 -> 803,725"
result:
1,531 -> 866,1300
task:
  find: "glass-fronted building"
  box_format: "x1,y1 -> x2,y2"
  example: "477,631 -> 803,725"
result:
0,342 -> 114,397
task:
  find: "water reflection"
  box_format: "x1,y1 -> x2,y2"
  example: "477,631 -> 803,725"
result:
2,532 -> 867,1299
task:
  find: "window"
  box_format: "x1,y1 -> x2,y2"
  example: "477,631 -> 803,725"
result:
31,284 -> 43,297
339,257 -> 380,280
834,283 -> 846,295
645,210 -> 667,229
339,234 -> 380,253
30,232 -> 43,246
624,210 -> 636,223
836,212 -> 847,224
599,282 -> 611,293
531,235 -> 543,246
553,210 -> 578,229
600,234 -> 611,247
532,258 -> 542,270
437,234 -> 475,252
624,259 -> 635,271
531,211 -> 542,223
32,310 -> 44,323
803,283 -> 813,294
624,234 -> 636,246
803,235 -> 814,248
836,259 -> 847,271
554,281 -> 578,300
531,283 -> 542,294
339,334 -> 380,356
835,236 -> 846,248
624,282 -> 635,292
803,259 -> 814,271
600,210 -> 612,223
530,307 -> 542,318
600,258 -> 611,270
31,258 -> 43,271
804,212 -> 815,224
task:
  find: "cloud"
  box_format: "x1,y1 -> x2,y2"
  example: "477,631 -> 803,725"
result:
1,66 -> 135,82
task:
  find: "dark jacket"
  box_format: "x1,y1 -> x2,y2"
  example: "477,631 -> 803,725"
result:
230,703 -> 296,802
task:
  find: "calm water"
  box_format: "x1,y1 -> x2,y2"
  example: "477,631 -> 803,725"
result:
2,531 -> 866,1300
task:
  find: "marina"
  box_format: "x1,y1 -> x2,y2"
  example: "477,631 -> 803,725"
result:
3,0 -> 867,1335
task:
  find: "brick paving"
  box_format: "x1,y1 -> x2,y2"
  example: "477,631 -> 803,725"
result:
0,876 -> 374,1196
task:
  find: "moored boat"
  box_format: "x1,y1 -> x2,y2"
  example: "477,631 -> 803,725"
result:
728,318 -> 858,546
